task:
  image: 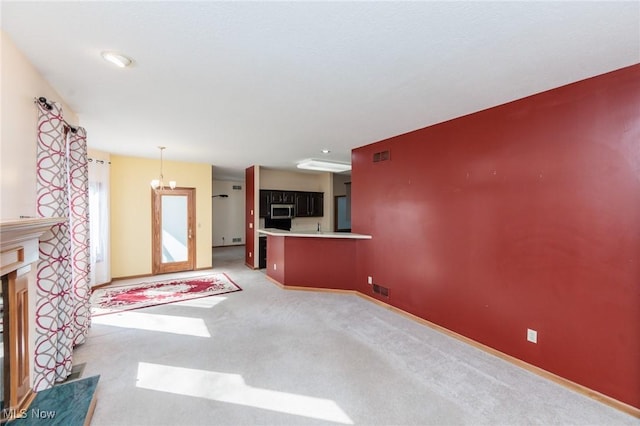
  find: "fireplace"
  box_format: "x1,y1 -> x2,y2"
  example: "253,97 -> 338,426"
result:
0,217 -> 63,423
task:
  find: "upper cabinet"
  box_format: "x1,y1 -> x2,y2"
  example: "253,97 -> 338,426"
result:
260,189 -> 323,218
268,190 -> 296,204
259,191 -> 270,218
295,191 -> 323,218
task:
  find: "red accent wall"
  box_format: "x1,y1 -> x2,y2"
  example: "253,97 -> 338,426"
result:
267,235 -> 357,291
245,166 -> 255,267
352,64 -> 640,408
266,234 -> 286,283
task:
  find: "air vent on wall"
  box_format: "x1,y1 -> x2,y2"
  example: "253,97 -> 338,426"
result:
372,284 -> 389,297
233,185 -> 242,190
373,150 -> 390,163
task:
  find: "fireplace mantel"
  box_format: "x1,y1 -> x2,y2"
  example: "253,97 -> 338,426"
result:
0,216 -> 65,421
1,217 -> 64,275
1,217 -> 66,246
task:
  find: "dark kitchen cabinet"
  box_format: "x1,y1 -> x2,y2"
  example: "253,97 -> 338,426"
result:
268,190 -> 295,204
295,193 -> 310,217
269,191 -> 283,204
259,190 -> 297,217
259,236 -> 267,268
261,189 -> 323,218
259,191 -> 270,217
295,191 -> 323,217
311,192 -> 324,217
282,191 -> 296,204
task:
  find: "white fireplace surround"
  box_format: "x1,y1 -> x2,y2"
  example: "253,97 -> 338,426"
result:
0,217 -> 65,393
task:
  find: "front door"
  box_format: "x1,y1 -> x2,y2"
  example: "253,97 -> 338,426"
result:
152,188 -> 196,274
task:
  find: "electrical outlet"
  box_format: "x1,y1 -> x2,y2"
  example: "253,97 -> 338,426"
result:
527,328 -> 538,344
367,276 -> 373,284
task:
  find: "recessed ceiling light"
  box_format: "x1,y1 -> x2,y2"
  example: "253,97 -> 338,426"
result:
321,149 -> 331,154
297,159 -> 351,173
101,51 -> 133,68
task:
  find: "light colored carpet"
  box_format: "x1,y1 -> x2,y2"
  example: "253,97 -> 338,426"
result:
74,246 -> 637,425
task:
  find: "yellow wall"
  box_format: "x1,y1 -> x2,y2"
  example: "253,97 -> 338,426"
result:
110,155 -> 212,278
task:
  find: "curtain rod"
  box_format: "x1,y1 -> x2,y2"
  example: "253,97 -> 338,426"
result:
88,158 -> 111,165
35,97 -> 79,133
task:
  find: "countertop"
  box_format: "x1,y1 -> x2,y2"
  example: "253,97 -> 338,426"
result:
259,228 -> 372,240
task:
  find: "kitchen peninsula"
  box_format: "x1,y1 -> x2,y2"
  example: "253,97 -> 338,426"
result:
259,228 -> 371,291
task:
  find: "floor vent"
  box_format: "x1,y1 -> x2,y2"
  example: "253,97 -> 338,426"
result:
63,363 -> 86,383
373,150 -> 390,163
372,284 -> 389,297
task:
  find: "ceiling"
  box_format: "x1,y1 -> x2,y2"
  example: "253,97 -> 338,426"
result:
2,2 -> 638,181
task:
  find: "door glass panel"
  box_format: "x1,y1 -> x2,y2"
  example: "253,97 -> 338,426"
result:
161,195 -> 188,263
337,196 -> 351,231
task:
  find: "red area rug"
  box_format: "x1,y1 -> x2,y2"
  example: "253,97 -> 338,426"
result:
90,273 -> 241,316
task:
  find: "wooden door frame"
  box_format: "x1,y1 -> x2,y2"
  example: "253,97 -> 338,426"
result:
151,187 -> 196,274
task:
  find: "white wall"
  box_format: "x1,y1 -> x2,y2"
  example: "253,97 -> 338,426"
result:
0,31 -> 79,219
212,179 -> 246,247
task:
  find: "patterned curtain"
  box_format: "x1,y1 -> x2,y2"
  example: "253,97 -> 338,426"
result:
34,99 -> 91,390
68,127 -> 91,346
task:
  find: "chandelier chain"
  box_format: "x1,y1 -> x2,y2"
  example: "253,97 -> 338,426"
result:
150,146 -> 175,190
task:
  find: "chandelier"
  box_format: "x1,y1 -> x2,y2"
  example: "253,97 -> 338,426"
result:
150,146 -> 176,190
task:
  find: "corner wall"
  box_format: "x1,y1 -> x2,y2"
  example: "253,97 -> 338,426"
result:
352,64 -> 640,408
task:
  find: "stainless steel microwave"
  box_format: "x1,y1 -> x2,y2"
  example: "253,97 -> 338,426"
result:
271,204 -> 295,219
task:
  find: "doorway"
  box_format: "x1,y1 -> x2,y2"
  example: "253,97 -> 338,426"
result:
334,195 -> 351,232
152,188 -> 196,274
